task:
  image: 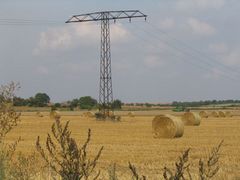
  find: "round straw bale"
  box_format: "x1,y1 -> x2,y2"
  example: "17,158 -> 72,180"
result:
128,112 -> 135,117
152,114 -> 184,138
211,111 -> 219,118
50,111 -> 61,120
106,111 -> 114,117
181,112 -> 201,126
199,111 -> 208,118
218,111 -> 226,118
83,112 -> 95,118
36,111 -> 43,117
225,111 -> 232,117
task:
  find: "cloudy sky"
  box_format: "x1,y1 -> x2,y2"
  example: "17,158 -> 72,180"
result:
0,0 -> 240,103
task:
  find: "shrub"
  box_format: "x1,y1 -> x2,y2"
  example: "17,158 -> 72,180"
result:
0,82 -> 21,142
0,82 -> 21,179
36,119 -> 103,180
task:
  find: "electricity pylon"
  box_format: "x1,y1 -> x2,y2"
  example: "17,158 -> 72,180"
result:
66,10 -> 147,117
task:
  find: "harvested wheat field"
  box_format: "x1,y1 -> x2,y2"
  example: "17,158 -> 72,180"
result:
225,111 -> 233,117
5,111 -> 240,179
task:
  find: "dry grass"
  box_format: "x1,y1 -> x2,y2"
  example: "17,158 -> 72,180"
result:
4,111 -> 240,179
225,112 -> 232,117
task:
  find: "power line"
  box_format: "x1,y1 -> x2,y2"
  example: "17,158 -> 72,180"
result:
129,26 -> 224,76
0,18 -> 62,26
146,22 -> 240,77
130,22 -> 239,81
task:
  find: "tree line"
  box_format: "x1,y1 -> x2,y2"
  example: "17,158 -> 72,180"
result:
12,92 -> 240,109
13,93 -> 122,110
172,100 -> 240,107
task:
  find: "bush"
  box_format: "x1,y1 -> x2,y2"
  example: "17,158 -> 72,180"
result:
111,100 -> 122,110
36,119 -> 103,180
79,96 -> 97,110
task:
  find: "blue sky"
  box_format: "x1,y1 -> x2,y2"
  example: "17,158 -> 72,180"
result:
0,0 -> 240,103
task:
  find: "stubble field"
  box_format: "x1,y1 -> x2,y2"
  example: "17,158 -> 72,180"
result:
5,110 -> 240,179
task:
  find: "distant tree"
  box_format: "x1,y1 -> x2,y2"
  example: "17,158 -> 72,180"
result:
79,96 -> 97,110
53,103 -> 61,108
13,97 -> 28,106
70,99 -> 79,108
27,97 -> 36,107
111,99 -> 122,110
145,103 -> 152,108
33,93 -> 50,107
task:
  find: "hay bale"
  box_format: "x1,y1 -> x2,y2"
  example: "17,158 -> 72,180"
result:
83,112 -> 95,118
225,111 -> 232,117
106,111 -> 114,117
50,111 -> 61,120
181,112 -> 201,126
218,111 -> 226,118
36,111 -> 43,117
199,111 -> 208,118
211,111 -> 219,118
152,114 -> 184,138
128,112 -> 135,117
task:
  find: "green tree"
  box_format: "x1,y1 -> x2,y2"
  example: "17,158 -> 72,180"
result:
13,97 -> 28,106
70,99 -> 79,108
145,103 -> 152,108
33,93 -> 50,107
54,103 -> 61,108
79,96 -> 97,110
111,99 -> 122,110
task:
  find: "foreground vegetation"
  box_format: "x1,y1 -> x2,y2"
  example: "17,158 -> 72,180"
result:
1,82 -> 240,179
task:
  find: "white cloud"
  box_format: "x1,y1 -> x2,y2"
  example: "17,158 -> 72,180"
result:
208,45 -> 240,67
209,43 -> 228,53
176,0 -> 225,10
188,18 -> 216,36
36,66 -> 49,75
58,62 -> 94,74
159,18 -> 175,30
204,67 -> 223,79
35,28 -> 72,53
144,55 -> 164,68
111,24 -> 130,42
34,23 -> 130,54
223,49 -> 240,66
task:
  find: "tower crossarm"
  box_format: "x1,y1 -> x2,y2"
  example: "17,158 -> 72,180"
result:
66,10 -> 147,23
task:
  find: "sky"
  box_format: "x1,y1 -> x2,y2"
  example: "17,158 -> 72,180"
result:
0,0 -> 240,103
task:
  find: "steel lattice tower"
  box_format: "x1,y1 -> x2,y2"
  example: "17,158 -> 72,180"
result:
66,10 -> 147,117
99,14 -> 113,115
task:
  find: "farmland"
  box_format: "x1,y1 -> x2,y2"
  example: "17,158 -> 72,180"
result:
5,110 -> 240,179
